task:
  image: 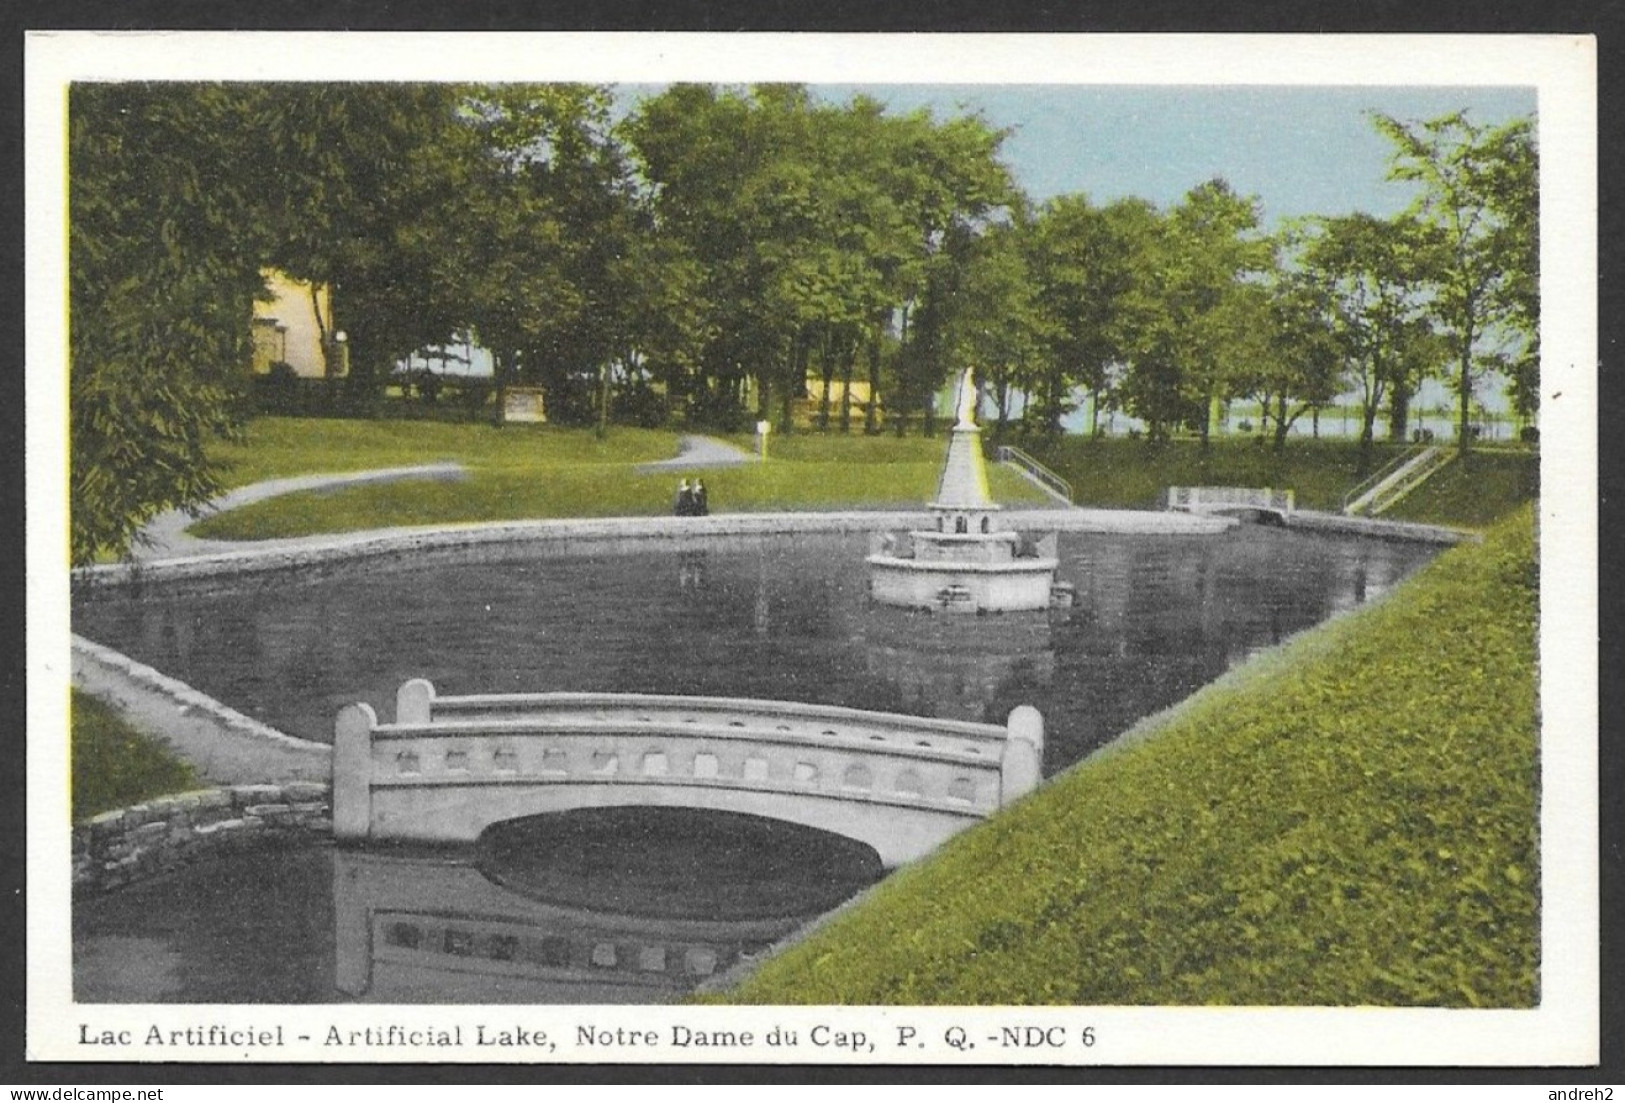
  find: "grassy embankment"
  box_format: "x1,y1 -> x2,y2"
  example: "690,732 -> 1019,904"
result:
191,418 -> 1048,541
71,690 -> 200,822
1382,450 -> 1542,528
1027,436 -> 1538,528
715,507 -> 1539,1006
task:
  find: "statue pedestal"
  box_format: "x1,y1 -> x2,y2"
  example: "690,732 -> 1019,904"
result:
866,548 -> 1061,613
867,369 -> 1060,613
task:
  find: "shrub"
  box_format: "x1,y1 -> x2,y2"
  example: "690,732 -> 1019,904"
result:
612,385 -> 671,429
251,361 -> 302,415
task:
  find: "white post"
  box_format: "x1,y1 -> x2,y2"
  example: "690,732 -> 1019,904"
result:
332,702 -> 379,841
396,678 -> 435,725
1000,705 -> 1045,804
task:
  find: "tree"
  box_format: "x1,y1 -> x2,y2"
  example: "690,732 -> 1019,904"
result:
624,86 -> 1015,437
251,84 -> 483,390
1299,212 -> 1443,462
948,216 -> 1045,442
69,84 -> 276,564
623,85 -> 804,430
1373,111 -> 1537,451
456,84 -> 639,433
69,82 -> 597,561
1122,180 -> 1273,445
882,109 -> 1018,437
1489,117 -> 1540,430
1232,272 -> 1343,452
1027,195 -> 1160,439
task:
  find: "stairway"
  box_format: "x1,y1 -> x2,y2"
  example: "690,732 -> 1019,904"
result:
1342,446 -> 1454,516
995,446 -> 1074,506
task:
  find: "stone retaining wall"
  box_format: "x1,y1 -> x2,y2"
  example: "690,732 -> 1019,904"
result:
72,635 -> 331,784
74,782 -> 332,894
74,508 -> 1234,586
1285,509 -> 1476,545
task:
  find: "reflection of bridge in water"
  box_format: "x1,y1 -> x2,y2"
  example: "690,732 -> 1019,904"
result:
332,848 -> 806,1003
335,679 -> 1044,868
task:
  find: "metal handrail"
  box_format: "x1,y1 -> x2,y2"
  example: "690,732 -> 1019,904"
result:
1364,448 -> 1454,516
1341,444 -> 1430,514
995,445 -> 1073,504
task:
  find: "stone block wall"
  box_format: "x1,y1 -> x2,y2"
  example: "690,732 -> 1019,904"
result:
73,782 -> 332,894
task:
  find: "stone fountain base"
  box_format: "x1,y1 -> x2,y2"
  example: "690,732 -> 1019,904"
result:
866,543 -> 1061,613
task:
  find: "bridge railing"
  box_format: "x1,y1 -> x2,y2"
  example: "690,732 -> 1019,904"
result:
994,446 -> 1073,505
1165,486 -> 1295,515
334,679 -> 1045,863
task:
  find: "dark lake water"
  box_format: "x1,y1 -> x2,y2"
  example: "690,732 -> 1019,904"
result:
72,526 -> 1436,1003
74,811 -> 882,1004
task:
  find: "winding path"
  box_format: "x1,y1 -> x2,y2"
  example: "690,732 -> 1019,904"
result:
132,462 -> 468,561
636,433 -> 756,471
132,435 -> 757,560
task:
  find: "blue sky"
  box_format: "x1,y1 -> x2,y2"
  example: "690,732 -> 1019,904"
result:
836,86 -> 1536,225
624,84 -> 1538,229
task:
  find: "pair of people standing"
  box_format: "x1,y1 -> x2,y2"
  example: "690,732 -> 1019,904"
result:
674,478 -> 710,517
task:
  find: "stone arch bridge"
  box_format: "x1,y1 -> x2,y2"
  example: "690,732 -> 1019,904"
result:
1165,485 -> 1296,523
334,679 -> 1044,868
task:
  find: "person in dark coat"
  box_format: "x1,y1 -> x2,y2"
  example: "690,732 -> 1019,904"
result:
693,479 -> 709,517
675,479 -> 694,516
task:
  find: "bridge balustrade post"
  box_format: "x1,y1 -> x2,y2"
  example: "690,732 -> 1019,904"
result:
396,678 -> 436,724
332,702 -> 379,841
1000,706 -> 1044,804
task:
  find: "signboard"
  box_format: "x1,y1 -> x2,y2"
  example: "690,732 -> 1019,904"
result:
503,386 -> 547,424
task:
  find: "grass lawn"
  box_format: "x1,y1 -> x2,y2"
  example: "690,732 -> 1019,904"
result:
206,417 -> 681,488
72,690 -> 200,822
193,419 -> 1049,540
714,506 -> 1539,1006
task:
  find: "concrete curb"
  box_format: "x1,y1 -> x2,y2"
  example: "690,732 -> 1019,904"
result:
72,634 -> 331,784
1286,509 -> 1478,545
77,508 -> 1238,586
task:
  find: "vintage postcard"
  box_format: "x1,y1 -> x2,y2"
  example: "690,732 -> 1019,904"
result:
24,31 -> 1598,1068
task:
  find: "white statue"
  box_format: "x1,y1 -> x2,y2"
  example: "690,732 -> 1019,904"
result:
954,368 -> 978,429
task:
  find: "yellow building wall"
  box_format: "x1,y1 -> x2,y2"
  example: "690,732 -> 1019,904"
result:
794,375 -> 883,427
251,270 -> 333,378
